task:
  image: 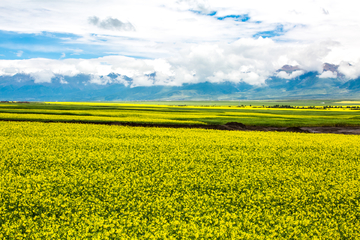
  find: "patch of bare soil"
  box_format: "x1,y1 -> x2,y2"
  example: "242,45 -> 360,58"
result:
301,127 -> 360,135
218,123 -> 360,135
104,121 -> 360,135
109,122 -> 360,135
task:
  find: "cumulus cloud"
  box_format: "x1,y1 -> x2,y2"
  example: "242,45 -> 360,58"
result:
169,39 -> 276,85
29,71 -> 55,83
3,37 -> 355,86
2,0 -> 360,86
89,75 -> 112,85
89,75 -> 130,86
276,70 -> 305,79
16,51 -> 23,57
318,70 -> 337,78
176,0 -> 212,14
88,16 -> 135,31
1,0 -> 360,65
338,61 -> 360,79
59,78 -> 68,84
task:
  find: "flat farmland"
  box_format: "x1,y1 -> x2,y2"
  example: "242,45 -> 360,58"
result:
1,121 -> 360,239
1,102 -> 360,127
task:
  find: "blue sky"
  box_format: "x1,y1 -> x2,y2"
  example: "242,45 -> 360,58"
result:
1,0 -> 360,85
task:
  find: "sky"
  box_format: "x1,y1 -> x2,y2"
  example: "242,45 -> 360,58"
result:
1,0 -> 360,86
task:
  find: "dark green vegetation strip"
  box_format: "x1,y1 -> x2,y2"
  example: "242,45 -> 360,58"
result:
1,122 -> 359,238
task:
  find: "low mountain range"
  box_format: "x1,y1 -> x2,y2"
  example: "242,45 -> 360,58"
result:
1,63 -> 360,101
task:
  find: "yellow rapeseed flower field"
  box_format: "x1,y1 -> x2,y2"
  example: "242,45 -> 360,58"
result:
0,122 -> 360,239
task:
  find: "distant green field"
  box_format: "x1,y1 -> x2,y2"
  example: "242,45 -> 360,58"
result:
0,101 -> 360,127
112,100 -> 360,106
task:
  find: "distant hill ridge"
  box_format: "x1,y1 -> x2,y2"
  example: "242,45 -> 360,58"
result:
1,64 -> 360,101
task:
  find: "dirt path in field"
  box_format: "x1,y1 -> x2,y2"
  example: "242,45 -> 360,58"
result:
102,121 -> 360,135
2,119 -> 360,135
219,123 -> 360,135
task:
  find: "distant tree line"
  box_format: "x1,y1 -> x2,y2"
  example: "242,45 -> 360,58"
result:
235,104 -> 360,110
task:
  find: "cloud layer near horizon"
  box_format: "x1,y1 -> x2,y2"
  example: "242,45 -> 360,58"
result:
1,0 -> 360,86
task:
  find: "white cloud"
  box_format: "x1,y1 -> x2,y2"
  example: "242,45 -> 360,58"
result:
1,0 -> 359,59
88,74 -> 131,86
176,0 -> 212,14
338,61 -> 360,79
59,77 -> 68,84
88,16 -> 135,31
318,70 -> 337,78
114,76 -> 130,86
1,0 -> 360,85
276,70 -> 305,79
1,38 -> 348,86
29,70 -> 55,83
89,75 -> 112,85
16,51 -> 23,57
70,49 -> 83,55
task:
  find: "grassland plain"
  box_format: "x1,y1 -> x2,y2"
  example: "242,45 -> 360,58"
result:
1,121 -> 360,239
1,102 -> 360,127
